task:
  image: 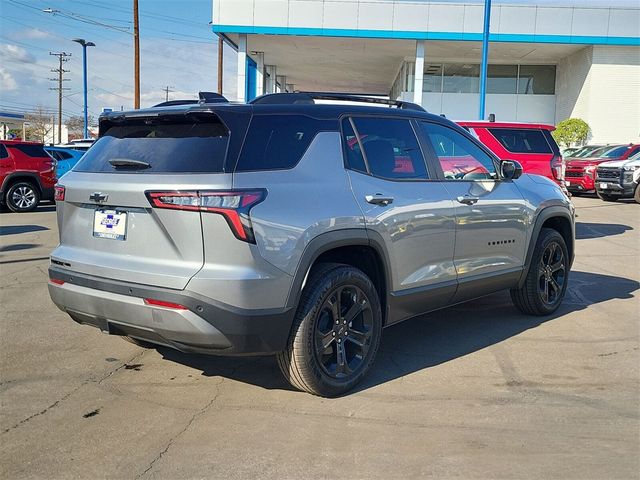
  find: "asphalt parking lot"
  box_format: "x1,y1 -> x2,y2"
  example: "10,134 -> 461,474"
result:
1,197 -> 638,479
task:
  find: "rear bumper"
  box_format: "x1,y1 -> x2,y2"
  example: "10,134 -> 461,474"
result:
41,186 -> 55,201
48,267 -> 295,355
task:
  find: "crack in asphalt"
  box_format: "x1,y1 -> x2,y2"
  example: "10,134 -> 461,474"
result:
1,350 -> 147,435
135,377 -> 226,479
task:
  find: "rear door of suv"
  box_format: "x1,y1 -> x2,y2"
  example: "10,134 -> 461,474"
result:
52,109 -> 241,290
342,116 -> 457,323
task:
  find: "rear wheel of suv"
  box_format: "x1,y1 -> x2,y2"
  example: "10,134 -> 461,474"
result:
5,181 -> 40,212
277,263 -> 382,397
597,191 -> 617,202
634,184 -> 640,204
510,228 -> 569,316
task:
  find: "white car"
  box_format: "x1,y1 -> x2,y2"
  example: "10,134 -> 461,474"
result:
594,152 -> 640,203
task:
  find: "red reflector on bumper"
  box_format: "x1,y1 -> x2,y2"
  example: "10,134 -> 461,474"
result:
49,278 -> 65,285
143,298 -> 188,310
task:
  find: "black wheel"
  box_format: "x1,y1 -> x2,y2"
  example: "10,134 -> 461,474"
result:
634,184 -> 640,204
510,228 -> 569,316
121,336 -> 155,348
5,181 -> 40,212
597,191 -> 617,202
277,263 -> 382,397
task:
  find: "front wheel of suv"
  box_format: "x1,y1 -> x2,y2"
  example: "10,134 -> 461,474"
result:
634,184 -> 640,204
510,228 -> 569,316
5,181 -> 40,212
277,263 -> 382,397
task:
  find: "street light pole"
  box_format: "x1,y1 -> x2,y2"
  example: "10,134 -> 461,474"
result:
72,38 -> 95,139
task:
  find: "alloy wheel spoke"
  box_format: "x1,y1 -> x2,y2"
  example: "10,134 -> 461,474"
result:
318,330 -> 335,350
542,279 -> 549,303
347,328 -> 367,348
336,341 -> 349,375
343,301 -> 363,325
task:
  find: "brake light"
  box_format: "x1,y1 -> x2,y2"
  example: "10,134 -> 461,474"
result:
143,298 -> 189,310
54,185 -> 65,202
550,155 -> 564,181
49,278 -> 65,285
145,190 -> 266,243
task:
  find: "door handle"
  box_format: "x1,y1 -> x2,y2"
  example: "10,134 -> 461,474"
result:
365,194 -> 394,206
457,195 -> 479,205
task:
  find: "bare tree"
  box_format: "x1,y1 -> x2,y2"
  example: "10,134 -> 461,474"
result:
24,106 -> 54,143
66,114 -> 95,139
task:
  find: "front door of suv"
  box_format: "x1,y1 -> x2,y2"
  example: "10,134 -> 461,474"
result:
342,116 -> 457,324
418,121 -> 527,302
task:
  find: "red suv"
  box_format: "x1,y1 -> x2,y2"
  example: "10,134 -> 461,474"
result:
0,140 -> 56,212
565,144 -> 640,194
457,121 -> 564,186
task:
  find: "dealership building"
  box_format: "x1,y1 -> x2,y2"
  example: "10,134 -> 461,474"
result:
212,0 -> 639,143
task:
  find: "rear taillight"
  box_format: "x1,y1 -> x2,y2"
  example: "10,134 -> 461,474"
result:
145,190 -> 266,243
551,155 -> 564,181
54,185 -> 65,201
49,278 -> 65,285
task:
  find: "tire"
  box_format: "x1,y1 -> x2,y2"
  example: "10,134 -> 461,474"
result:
510,228 -> 569,316
276,263 -> 382,397
121,336 -> 155,348
634,185 -> 640,204
5,181 -> 40,213
597,191 -> 617,202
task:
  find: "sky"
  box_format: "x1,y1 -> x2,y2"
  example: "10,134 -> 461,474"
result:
0,0 -> 237,122
1,0 -> 637,123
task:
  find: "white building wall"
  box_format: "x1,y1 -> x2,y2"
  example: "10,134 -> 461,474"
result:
556,46 -> 640,143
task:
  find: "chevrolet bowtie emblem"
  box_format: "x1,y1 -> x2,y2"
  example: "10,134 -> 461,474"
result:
89,192 -> 108,203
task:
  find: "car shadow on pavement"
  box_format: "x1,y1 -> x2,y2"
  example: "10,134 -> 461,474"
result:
576,222 -> 633,240
0,225 -> 49,236
155,270 -> 639,395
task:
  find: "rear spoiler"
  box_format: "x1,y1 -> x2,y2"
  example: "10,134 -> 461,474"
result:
152,92 -> 229,108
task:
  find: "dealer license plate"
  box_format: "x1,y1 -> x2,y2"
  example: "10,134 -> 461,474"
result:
599,182 -> 608,189
93,209 -> 127,240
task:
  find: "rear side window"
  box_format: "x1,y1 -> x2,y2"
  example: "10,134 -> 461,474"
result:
74,117 -> 229,173
349,117 -> 428,180
0,144 -> 8,159
488,128 -> 552,154
9,144 -> 49,158
235,115 -> 336,172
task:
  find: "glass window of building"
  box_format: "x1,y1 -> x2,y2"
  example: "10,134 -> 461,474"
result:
423,64 -> 443,93
487,65 -> 518,94
443,64 -> 480,93
518,65 -> 556,94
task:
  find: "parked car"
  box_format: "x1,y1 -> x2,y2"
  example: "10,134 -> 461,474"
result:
0,140 -> 56,212
565,144 -> 640,194
566,145 -> 606,159
561,146 -> 581,158
595,151 -> 640,203
456,121 -> 564,187
48,92 -> 574,396
44,146 -> 84,178
61,138 -> 95,152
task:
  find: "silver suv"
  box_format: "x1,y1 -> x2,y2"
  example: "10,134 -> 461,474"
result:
48,92 -> 575,397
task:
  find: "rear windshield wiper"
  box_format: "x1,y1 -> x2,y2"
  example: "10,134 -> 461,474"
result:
108,158 -> 151,169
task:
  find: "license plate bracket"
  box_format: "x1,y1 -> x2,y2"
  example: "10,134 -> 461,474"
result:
93,209 -> 127,240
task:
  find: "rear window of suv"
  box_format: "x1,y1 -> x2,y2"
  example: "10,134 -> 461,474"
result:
8,144 -> 49,158
488,128 -> 552,154
74,116 -> 229,173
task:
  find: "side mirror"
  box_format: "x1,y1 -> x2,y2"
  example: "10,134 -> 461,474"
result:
501,160 -> 523,180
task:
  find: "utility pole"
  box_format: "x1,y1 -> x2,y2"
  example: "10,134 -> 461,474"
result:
217,35 -> 223,94
49,51 -> 71,144
162,85 -> 174,102
133,0 -> 140,109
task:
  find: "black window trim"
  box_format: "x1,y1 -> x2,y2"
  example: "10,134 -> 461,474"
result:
339,114 -> 433,183
417,119 -> 505,183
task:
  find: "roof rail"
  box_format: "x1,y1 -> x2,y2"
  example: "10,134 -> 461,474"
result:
152,92 -> 228,108
250,92 -> 426,112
